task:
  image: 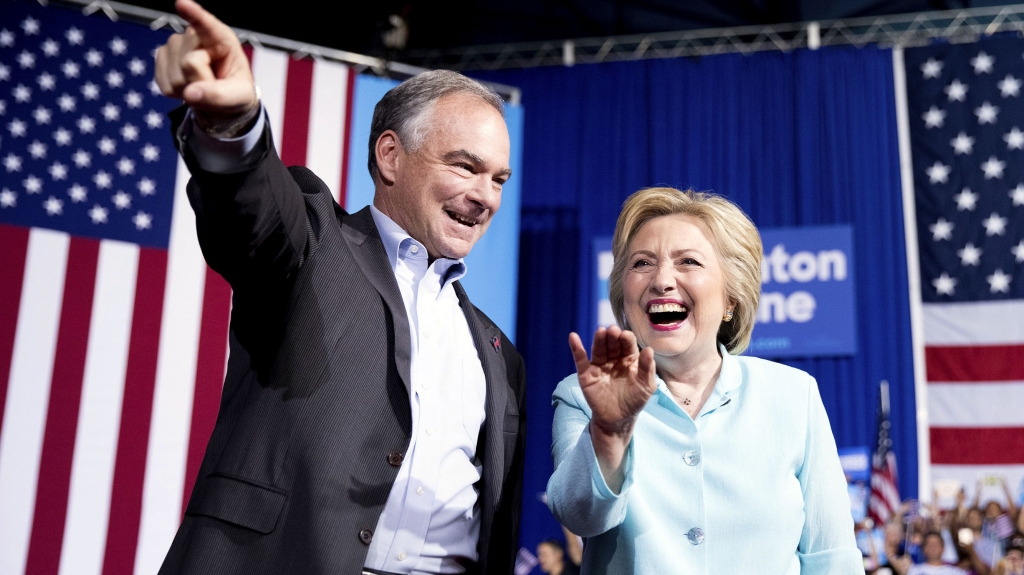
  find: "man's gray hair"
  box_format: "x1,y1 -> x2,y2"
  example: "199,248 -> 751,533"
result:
367,70 -> 504,181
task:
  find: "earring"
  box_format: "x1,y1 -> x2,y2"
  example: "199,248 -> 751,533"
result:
723,309 -> 734,322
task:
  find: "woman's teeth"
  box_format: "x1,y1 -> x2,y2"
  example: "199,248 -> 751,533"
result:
647,303 -> 689,325
648,303 -> 686,313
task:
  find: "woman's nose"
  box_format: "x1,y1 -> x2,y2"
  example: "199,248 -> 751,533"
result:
649,264 -> 675,293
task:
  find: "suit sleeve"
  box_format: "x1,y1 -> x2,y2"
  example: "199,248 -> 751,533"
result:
169,105 -> 308,292
489,339 -> 527,575
547,375 -> 635,537
797,375 -> 864,574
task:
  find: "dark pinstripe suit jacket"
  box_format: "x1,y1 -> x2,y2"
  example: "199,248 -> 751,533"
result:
159,109 -> 526,575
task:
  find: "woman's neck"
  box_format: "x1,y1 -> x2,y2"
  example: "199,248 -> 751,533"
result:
656,343 -> 723,418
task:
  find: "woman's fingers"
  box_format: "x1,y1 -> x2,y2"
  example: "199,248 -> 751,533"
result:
568,332 -> 591,376
637,347 -> 657,392
590,327 -> 608,365
620,329 -> 639,357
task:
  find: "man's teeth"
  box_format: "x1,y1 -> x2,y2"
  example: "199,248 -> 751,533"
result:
448,211 -> 476,226
648,303 -> 686,313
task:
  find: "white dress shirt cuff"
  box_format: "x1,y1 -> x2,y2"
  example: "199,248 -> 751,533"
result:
179,106 -> 267,174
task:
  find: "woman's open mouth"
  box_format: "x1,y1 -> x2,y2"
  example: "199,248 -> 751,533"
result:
646,301 -> 689,330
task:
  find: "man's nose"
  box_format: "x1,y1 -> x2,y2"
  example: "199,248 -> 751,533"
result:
465,175 -> 501,212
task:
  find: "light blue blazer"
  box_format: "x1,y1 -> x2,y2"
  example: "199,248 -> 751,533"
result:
547,347 -> 863,574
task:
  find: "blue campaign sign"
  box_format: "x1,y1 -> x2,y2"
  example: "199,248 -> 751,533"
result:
593,237 -> 617,333
750,225 -> 857,358
839,446 -> 872,523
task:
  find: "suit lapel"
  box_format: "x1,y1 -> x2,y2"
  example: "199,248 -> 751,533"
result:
453,282 -> 509,513
340,207 -> 413,394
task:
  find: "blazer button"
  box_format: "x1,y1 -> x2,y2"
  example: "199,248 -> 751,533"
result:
388,452 -> 404,467
358,529 -> 373,544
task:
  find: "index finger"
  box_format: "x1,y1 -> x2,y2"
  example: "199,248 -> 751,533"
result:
568,332 -> 591,375
175,0 -> 234,45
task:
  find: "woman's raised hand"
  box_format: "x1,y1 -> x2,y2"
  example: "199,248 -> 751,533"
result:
569,325 -> 657,436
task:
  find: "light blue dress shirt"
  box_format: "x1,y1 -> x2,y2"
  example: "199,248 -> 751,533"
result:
547,346 -> 863,574
365,206 -> 487,574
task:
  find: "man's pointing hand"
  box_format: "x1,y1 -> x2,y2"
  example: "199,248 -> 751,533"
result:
154,0 -> 257,127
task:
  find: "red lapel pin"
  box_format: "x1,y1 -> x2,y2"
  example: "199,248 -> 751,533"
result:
490,335 -> 501,352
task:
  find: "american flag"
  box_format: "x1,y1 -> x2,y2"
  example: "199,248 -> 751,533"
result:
869,381 -> 901,525
903,36 -> 1024,502
514,547 -> 539,575
0,1 -> 354,574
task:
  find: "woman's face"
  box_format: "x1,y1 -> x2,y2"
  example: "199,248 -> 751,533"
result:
967,508 -> 983,530
621,214 -> 730,368
985,501 -> 1002,519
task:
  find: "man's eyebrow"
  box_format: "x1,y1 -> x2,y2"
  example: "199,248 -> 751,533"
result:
443,149 -> 513,179
443,149 -> 484,165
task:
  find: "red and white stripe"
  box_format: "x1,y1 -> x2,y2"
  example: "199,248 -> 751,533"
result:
869,451 -> 900,524
924,299 -> 1024,503
0,46 -> 353,575
250,45 -> 355,206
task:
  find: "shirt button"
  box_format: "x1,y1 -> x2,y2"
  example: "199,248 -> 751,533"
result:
387,452 -> 404,466
426,427 -> 434,436
421,383 -> 430,391
687,527 -> 705,545
397,552 -> 407,561
683,450 -> 700,466
423,331 -> 431,340
416,486 -> 424,495
358,529 -> 373,544
410,245 -> 419,254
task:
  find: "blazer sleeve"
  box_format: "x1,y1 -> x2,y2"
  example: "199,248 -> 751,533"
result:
488,340 -> 528,575
796,375 -> 865,575
169,105 -> 309,292
547,375 -> 635,537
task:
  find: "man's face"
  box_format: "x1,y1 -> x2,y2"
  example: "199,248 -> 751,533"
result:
536,543 -> 562,572
923,534 -> 944,563
1006,550 -> 1023,574
378,92 -> 511,260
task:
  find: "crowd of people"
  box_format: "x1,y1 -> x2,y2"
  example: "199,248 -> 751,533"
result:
855,480 -> 1024,575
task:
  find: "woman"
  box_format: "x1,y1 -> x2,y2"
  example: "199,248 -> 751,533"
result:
547,187 -> 861,574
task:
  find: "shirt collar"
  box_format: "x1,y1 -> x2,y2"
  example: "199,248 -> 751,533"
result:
369,204 -> 468,286
704,343 -> 742,410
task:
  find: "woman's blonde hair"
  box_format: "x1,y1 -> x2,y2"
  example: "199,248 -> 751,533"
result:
608,187 -> 762,354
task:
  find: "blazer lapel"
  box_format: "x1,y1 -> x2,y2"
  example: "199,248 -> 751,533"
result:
340,207 -> 413,394
453,282 -> 510,513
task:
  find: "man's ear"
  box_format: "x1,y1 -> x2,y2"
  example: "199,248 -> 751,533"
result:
375,130 -> 401,186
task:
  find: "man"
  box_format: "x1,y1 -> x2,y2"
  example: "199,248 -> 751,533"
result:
152,1 -> 526,573
536,540 -> 579,575
907,532 -> 967,575
1004,536 -> 1024,575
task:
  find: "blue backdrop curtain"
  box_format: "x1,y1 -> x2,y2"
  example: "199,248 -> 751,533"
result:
475,44 -> 918,555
